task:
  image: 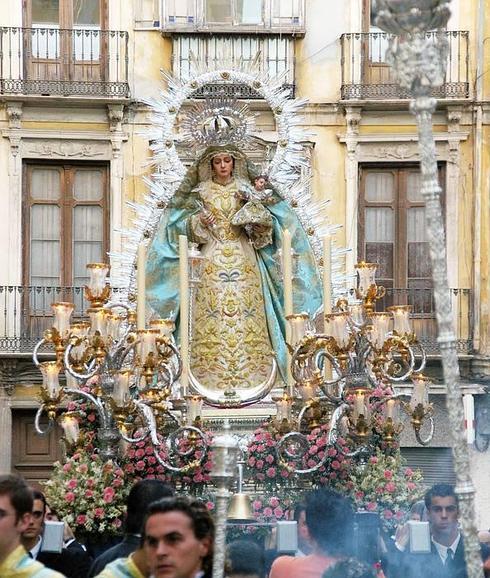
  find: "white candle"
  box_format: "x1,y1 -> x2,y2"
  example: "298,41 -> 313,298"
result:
61,415 -> 80,444
186,395 -> 203,425
282,229 -> 294,394
323,235 -> 332,315
386,399 -> 396,420
137,243 -> 146,330
179,235 -> 190,396
463,394 -> 475,445
353,391 -> 365,421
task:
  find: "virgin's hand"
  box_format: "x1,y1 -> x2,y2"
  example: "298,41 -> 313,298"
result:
200,211 -> 216,227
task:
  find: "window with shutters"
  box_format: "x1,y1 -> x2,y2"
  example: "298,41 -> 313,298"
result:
23,162 -> 109,314
358,164 -> 445,314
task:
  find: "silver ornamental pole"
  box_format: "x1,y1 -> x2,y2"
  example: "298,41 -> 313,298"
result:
374,2 -> 483,577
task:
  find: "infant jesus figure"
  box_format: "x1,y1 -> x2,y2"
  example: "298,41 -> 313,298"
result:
231,175 -> 275,249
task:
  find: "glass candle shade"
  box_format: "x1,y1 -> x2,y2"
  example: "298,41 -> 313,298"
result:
40,361 -> 61,398
188,242 -> 206,284
355,262 -> 378,297
51,302 -> 74,337
149,318 -> 176,338
112,370 -> 131,406
86,263 -> 110,297
410,373 -> 431,411
137,329 -> 159,362
106,313 -> 123,341
387,305 -> 412,335
325,312 -> 351,349
383,398 -> 400,423
211,422 -> 239,481
352,390 -> 370,422
299,383 -> 316,401
286,312 -> 310,346
275,394 -> 293,422
88,308 -> 108,337
370,313 -> 392,349
186,395 -> 203,425
64,371 -> 80,390
60,414 -> 80,444
349,302 -> 366,326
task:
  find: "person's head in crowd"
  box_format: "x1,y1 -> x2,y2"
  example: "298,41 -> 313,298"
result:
305,488 -> 354,557
293,502 -> 313,556
21,489 -> 46,550
479,530 -> 490,545
126,479 -> 175,535
225,540 -> 265,578
424,483 -> 459,544
322,558 -> 377,578
409,500 -> 427,522
142,496 -> 214,578
0,475 -> 34,564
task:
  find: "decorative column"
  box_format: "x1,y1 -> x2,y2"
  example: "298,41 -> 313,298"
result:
344,106 -> 361,279
374,2 -> 482,577
0,360 -> 16,474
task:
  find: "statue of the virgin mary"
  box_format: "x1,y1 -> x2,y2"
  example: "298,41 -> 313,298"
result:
145,142 -> 322,397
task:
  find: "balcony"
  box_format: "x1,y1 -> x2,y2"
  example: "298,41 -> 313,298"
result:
0,27 -> 129,99
0,286 -> 473,356
340,30 -> 469,101
374,287 -> 473,355
0,286 -> 123,354
160,0 -> 306,35
172,34 -> 295,99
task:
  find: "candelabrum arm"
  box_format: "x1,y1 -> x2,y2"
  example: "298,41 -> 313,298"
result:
32,339 -> 48,367
276,430 -> 329,474
34,405 -> 54,435
414,414 -> 435,447
64,387 -> 109,429
64,343 -> 100,381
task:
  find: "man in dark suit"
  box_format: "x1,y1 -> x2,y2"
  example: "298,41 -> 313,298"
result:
398,483 -> 467,578
21,489 -> 92,578
88,478 -> 174,576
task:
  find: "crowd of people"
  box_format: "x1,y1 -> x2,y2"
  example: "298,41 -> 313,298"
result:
1,474 -> 490,578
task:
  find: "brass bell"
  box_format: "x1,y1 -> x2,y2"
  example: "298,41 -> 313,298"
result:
227,492 -> 255,522
227,461 -> 255,522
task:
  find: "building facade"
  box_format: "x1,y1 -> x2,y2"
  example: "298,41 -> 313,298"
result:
1,0 -> 490,526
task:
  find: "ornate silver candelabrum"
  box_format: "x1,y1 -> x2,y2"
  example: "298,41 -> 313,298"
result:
372,2 -> 483,578
33,262 -> 208,471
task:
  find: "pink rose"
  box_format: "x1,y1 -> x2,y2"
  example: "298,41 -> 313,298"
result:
383,509 -> 394,520
269,497 -> 279,508
135,448 -> 145,458
135,460 -> 145,471
257,445 -> 265,453
206,501 -> 215,511
253,500 -> 263,511
256,473 -> 265,481
370,456 -> 378,464
273,507 -> 284,518
355,491 -> 365,500
124,464 -> 135,474
256,459 -> 264,470
67,479 -> 78,490
308,445 -> 319,455
366,502 -> 377,511
331,460 -> 341,470
77,464 -> 88,474
103,487 -> 115,503
112,518 -> 122,528
86,478 -> 95,489
87,413 -> 96,422
94,508 -> 105,518
76,514 -> 87,525
62,463 -> 72,473
385,482 -> 396,493
407,482 -> 416,491
85,489 -> 94,498
65,492 -> 75,503
384,470 -> 393,480
113,478 -> 123,488
147,456 -> 156,465
266,467 -> 276,478
280,469 -> 290,478
405,468 -> 414,477
263,507 -> 273,517
265,454 -> 274,464
248,457 -> 256,467
327,447 -> 337,457
146,445 -> 154,455
67,402 -> 77,411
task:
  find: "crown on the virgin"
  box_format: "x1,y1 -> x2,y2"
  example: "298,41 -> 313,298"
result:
179,98 -> 256,153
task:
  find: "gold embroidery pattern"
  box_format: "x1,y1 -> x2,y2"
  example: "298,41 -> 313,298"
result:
190,180 -> 273,390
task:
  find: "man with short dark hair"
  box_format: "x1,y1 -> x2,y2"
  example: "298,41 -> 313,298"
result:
399,483 -> 467,578
89,479 -> 174,576
141,496 -> 214,578
226,540 -> 265,578
21,488 -> 91,578
293,502 -> 313,557
269,489 -> 354,578
0,474 -> 64,577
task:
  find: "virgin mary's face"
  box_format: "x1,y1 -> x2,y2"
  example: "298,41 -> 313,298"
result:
211,154 -> 234,180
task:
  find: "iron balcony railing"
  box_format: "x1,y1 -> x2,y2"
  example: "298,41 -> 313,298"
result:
373,287 -> 473,355
0,286 -> 123,353
172,34 -> 295,99
0,27 -> 129,98
340,30 -> 469,100
0,285 -> 473,355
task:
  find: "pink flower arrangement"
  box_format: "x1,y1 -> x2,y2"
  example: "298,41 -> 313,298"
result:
347,449 -> 424,532
43,451 -> 129,536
